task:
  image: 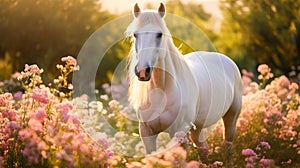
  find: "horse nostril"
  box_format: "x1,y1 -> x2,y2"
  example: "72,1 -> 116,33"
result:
145,67 -> 151,76
134,65 -> 139,76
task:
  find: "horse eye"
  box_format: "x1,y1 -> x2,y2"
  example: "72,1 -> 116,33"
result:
157,33 -> 163,38
133,33 -> 137,38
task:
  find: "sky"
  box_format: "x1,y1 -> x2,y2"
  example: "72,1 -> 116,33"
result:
100,0 -> 222,20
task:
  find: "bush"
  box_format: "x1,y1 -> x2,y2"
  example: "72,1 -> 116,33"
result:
0,58 -> 299,167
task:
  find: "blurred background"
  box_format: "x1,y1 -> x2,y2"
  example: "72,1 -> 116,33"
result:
0,0 -> 299,88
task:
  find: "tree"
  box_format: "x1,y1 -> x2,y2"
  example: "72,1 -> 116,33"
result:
218,0 -> 300,74
0,0 -> 112,81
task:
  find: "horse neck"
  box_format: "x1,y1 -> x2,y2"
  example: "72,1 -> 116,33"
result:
150,39 -> 188,91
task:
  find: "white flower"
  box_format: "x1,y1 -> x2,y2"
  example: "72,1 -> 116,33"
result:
100,94 -> 109,101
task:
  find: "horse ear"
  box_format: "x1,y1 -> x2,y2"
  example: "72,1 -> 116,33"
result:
133,3 -> 141,18
158,2 -> 166,18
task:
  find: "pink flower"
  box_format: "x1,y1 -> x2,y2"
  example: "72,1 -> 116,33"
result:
25,64 -> 43,74
71,115 -> 80,125
55,102 -> 73,122
278,76 -> 290,87
259,158 -> 273,168
185,160 -> 200,168
28,118 -> 43,132
106,150 -> 114,159
260,141 -> 271,150
31,108 -> 47,122
98,138 -> 109,148
19,128 -> 32,140
281,159 -> 292,165
242,69 -> 254,78
242,148 -> 257,156
1,111 -> 8,118
11,72 -> 21,79
13,91 -> 23,100
8,109 -> 17,120
290,82 -> 299,90
31,88 -> 49,104
37,141 -> 46,151
257,64 -> 270,75
0,93 -> 13,107
61,56 -> 77,66
246,162 -> 255,168
257,64 -> 274,80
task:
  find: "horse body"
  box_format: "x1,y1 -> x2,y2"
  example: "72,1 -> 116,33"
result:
185,51 -> 242,128
126,3 -> 242,166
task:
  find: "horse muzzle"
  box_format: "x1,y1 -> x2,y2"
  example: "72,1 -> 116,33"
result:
135,65 -> 152,81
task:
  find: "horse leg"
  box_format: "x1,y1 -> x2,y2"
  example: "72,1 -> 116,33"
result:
190,127 -> 209,163
222,98 -> 241,167
139,122 -> 158,154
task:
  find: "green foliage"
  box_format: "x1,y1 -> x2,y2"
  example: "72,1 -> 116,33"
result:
0,0 -> 217,88
218,0 -> 300,73
0,0 -> 113,82
165,0 -> 217,53
0,53 -> 13,80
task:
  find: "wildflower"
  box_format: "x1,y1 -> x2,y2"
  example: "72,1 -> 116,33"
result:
55,102 -> 73,123
259,158 -> 274,168
71,115 -> 80,125
89,101 -> 103,112
260,141 -> 271,150
0,93 -> 13,107
100,94 -> 109,101
6,121 -> 19,130
290,82 -> 299,90
56,149 -> 74,162
257,64 -> 270,75
61,56 -> 77,66
242,148 -> 257,156
28,118 -> 43,132
106,150 -> 114,159
257,64 -> 274,81
98,138 -> 109,148
67,84 -> 73,90
7,109 -> 17,121
31,88 -> 49,104
281,159 -> 292,165
25,64 -> 43,74
31,108 -> 47,122
18,64 -> 44,80
13,91 -> 23,100
242,69 -> 254,78
102,83 -> 111,93
174,131 -> 190,144
109,100 -> 119,109
185,160 -> 200,168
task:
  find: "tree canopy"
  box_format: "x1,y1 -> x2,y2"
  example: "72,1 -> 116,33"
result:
0,0 -> 113,81
218,0 -> 300,74
2,0 -> 298,88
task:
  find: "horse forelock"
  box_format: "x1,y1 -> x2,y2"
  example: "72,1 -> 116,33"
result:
125,11 -> 169,36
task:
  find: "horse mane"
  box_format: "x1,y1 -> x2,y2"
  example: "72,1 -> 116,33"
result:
125,11 -> 190,110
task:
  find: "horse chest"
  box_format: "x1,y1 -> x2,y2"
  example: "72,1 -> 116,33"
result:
138,98 -> 180,133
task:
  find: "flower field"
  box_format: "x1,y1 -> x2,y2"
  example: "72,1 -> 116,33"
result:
0,56 -> 299,168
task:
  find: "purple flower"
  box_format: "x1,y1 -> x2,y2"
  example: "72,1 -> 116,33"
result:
259,158 -> 273,168
242,148 -> 257,156
13,91 -> 23,100
260,141 -> 271,150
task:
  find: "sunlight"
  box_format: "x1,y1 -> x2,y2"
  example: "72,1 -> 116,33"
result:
100,0 -> 221,18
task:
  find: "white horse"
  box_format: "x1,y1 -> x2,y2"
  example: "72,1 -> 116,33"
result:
125,3 -> 242,166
